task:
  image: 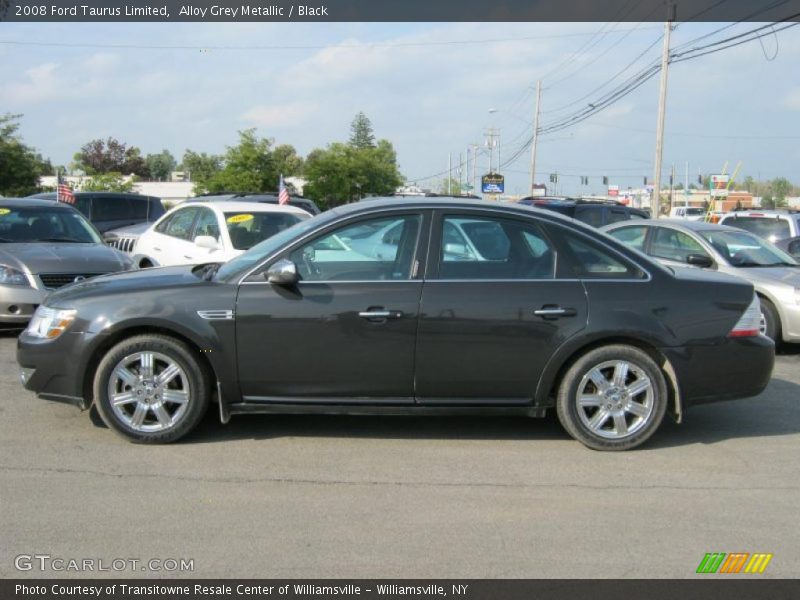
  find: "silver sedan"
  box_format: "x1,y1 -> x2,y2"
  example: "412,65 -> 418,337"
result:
602,219 -> 800,344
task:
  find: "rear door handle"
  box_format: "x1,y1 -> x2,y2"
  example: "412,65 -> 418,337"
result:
534,306 -> 577,318
358,310 -> 403,320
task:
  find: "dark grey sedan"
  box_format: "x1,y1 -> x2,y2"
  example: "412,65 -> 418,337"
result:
17,198 -> 773,450
0,198 -> 133,324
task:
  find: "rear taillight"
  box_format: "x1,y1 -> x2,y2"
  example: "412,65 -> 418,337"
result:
728,295 -> 762,338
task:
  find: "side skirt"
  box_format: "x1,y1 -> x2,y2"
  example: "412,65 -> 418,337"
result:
227,401 -> 547,418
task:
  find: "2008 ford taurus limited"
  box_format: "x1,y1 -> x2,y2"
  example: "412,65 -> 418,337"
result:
17,198 -> 774,450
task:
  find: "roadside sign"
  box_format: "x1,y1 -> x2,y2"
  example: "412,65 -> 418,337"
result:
711,174 -> 729,197
482,173 -> 505,194
608,185 -> 620,197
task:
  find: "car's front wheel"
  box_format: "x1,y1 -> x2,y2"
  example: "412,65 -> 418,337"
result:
556,345 -> 667,451
93,335 -> 210,443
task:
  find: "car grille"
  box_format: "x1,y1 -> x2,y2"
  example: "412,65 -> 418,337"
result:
105,235 -> 138,254
38,273 -> 105,289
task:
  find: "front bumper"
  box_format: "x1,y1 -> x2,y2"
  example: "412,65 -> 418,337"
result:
662,335 -> 775,407
0,285 -> 44,324
17,329 -> 99,409
778,300 -> 800,342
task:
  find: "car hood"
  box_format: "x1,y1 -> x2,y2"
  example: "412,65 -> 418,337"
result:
0,243 -> 131,274
734,265 -> 800,288
103,222 -> 151,237
45,264 -> 210,305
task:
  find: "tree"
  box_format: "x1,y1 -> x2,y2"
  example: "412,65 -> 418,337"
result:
772,177 -> 791,204
145,149 -> 177,181
73,137 -> 148,176
349,112 -> 376,149
81,172 -> 135,192
195,130 -> 303,194
304,139 -> 403,208
182,150 -> 222,184
0,113 -> 52,197
438,177 -> 463,196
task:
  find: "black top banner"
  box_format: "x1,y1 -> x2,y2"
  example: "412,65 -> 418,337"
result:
1,0 -> 800,22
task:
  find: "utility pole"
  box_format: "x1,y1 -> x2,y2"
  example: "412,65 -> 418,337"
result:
485,128 -> 500,174
651,10 -> 674,219
529,80 -> 542,196
470,143 -> 479,194
447,153 -> 452,195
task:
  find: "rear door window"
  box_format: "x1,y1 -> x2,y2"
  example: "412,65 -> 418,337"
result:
573,206 -> 605,227
722,216 -> 791,241
607,225 -> 648,251
93,197 -> 134,221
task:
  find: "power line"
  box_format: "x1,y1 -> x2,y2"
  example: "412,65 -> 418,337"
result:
0,26 -> 664,52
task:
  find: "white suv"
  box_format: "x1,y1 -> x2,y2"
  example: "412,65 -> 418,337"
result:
133,201 -> 310,268
719,210 -> 800,244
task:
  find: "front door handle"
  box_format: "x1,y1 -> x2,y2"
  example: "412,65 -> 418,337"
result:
534,306 -> 577,318
358,309 -> 403,320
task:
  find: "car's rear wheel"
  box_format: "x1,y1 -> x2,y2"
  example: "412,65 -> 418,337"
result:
759,297 -> 780,344
93,335 -> 210,443
556,345 -> 667,451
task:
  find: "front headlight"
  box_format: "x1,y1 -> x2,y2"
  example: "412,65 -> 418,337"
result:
0,265 -> 30,286
25,306 -> 77,340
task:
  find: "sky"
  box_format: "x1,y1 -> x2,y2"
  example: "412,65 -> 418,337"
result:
1,20 -> 799,197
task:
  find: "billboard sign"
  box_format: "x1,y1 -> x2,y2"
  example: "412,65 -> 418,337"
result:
482,173 -> 505,194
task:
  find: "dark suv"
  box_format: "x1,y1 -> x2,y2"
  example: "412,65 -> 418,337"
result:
185,192 -> 321,215
29,192 -> 165,233
518,197 -> 649,227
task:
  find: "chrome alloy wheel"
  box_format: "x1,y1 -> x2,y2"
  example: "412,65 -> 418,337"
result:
575,360 -> 654,439
759,311 -> 768,336
107,351 -> 190,432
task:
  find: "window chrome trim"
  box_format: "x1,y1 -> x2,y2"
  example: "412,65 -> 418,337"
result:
235,204 -> 656,285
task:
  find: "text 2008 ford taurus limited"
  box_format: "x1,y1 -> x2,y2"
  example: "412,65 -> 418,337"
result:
17,198 -> 774,450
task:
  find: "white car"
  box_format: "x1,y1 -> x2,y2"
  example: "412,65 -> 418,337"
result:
669,206 -> 706,221
132,201 -> 310,268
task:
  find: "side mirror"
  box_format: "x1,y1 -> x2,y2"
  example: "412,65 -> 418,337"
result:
686,253 -> 713,268
444,242 -> 469,257
195,235 -> 219,250
265,259 -> 299,285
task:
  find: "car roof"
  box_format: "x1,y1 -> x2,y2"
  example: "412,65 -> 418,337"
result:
29,191 -> 159,200
605,218 -> 746,234
183,200 -> 309,215
721,210 -> 800,217
0,197 -> 77,209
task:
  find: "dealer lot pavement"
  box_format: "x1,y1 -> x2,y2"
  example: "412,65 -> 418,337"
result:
1,332 -> 798,578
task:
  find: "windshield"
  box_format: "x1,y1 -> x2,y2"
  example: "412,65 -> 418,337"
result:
215,216 -> 323,282
699,230 -> 798,267
0,206 -> 102,243
224,211 -> 308,250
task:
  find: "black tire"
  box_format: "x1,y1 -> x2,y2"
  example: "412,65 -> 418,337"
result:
759,297 -> 781,344
93,334 -> 210,443
556,345 -> 668,451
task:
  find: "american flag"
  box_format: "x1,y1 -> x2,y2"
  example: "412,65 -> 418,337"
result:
278,174 -> 290,205
57,171 -> 75,204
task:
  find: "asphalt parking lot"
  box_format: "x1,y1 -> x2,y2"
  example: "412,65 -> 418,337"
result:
1,331 -> 798,579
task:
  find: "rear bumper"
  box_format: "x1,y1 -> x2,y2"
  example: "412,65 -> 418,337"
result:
661,335 -> 774,407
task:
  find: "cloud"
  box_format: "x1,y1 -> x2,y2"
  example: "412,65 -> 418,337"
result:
0,62 -> 60,104
240,103 -> 319,128
84,52 -> 119,72
783,88 -> 800,111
